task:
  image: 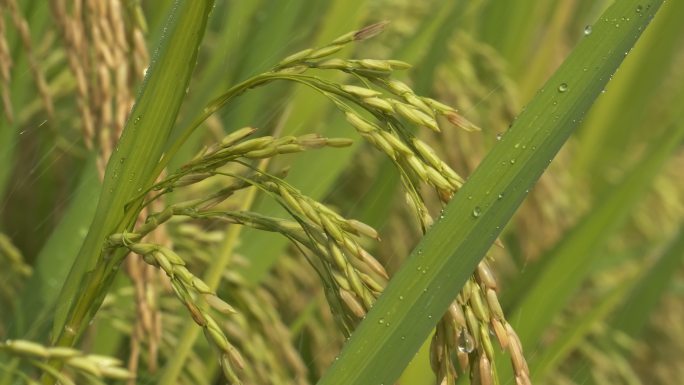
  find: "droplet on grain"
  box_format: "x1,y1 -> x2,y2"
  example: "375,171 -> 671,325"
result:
558,83 -> 569,93
457,329 -> 475,353
583,25 -> 592,35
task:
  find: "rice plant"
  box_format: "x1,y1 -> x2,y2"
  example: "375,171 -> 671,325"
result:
1,1 -> 682,385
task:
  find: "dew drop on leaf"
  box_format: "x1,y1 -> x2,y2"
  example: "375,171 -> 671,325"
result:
558,83 -> 569,93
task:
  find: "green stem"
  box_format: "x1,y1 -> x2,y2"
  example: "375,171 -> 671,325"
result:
43,1 -> 214,383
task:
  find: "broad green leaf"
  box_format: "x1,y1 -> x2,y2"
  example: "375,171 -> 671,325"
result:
316,1 -> 663,384
51,0 -> 215,346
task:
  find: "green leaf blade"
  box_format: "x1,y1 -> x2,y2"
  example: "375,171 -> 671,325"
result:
316,1 -> 664,384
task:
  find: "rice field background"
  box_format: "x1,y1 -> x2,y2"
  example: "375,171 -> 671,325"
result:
0,1 -> 683,384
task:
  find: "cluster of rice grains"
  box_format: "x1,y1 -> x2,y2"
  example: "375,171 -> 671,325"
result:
0,0 -> 53,125
106,127 -> 385,381
273,23 -> 530,385
101,23 -> 528,384
49,0 -> 149,177
0,339 -> 133,382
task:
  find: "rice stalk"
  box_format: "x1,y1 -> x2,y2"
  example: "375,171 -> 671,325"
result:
0,8 -> 12,124
49,0 -> 92,149
2,0 -> 53,120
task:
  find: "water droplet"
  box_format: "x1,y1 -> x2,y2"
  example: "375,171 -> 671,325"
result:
421,269 -> 427,274
467,195 -> 473,200
472,207 -> 482,218
457,329 -> 475,353
583,25 -> 592,35
427,315 -> 433,319
495,132 -> 503,141
636,5 -> 643,13
134,115 -> 142,124
379,318 -> 385,325
498,193 -> 504,200
509,159 -> 516,165
399,295 -> 404,300
401,336 -> 406,340
558,83 -> 569,93
514,143 -> 520,149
